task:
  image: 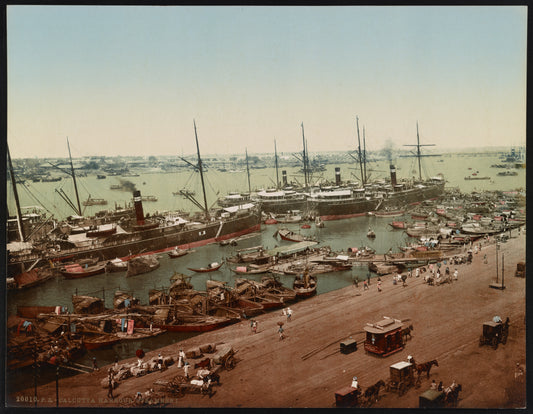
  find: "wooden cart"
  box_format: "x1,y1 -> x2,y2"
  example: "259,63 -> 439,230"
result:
155,375 -> 215,398
385,361 -> 418,396
419,389 -> 445,408
334,386 -> 361,407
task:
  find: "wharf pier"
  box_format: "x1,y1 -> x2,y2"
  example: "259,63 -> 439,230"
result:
8,232 -> 526,408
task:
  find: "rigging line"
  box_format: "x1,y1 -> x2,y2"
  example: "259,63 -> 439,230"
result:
18,183 -> 57,216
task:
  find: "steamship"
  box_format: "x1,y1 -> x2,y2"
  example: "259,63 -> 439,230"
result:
7,123 -> 262,278
7,191 -> 261,278
309,124 -> 445,220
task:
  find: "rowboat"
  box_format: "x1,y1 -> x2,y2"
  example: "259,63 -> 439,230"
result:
292,270 -> 317,298
231,265 -> 271,275
389,221 -> 407,229
276,228 -> 315,243
168,248 -> 189,259
60,262 -> 107,279
187,262 -> 223,273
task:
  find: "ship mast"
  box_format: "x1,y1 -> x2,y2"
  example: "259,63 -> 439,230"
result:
7,143 -> 25,242
403,122 -> 435,181
245,148 -> 251,195
194,120 -> 209,220
363,125 -> 368,185
301,123 -> 309,189
274,140 -> 280,190
356,116 -> 365,187
67,137 -> 82,215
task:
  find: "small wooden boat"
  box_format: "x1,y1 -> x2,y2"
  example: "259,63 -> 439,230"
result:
276,228 -> 314,243
82,197 -> 108,206
114,327 -> 166,340
13,267 -> 56,289
188,262 -> 223,273
83,334 -> 121,350
168,248 -> 189,259
105,258 -> 128,272
389,221 -> 407,229
231,265 -> 271,275
264,218 -> 278,225
292,269 -> 317,298
61,262 -> 107,279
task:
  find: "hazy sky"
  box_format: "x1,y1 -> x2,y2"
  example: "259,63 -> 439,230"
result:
7,6 -> 527,158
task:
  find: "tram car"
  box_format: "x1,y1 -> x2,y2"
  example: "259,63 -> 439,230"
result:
364,317 -> 404,357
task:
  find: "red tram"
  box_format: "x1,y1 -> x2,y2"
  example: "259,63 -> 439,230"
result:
364,317 -> 404,357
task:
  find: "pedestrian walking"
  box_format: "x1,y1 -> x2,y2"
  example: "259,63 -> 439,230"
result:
377,280 -> 382,292
114,355 -> 119,371
401,273 -> 407,287
353,277 -> 359,288
252,320 -> 258,334
415,267 -> 419,278
367,272 -> 371,285
92,357 -> 98,371
453,269 -> 458,281
184,362 -> 190,379
287,308 -> 293,322
250,318 -> 256,332
483,254 -> 487,264
363,280 -> 369,290
107,370 -> 114,399
278,325 -> 285,340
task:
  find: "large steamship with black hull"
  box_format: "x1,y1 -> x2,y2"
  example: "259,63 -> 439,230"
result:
7,122 -> 261,278
7,191 -> 261,277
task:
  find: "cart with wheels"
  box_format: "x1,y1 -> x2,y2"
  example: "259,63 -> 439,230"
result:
385,361 -> 418,396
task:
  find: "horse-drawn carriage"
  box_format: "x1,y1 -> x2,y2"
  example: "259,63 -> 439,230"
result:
385,361 -> 419,396
334,380 -> 386,407
479,317 -> 509,349
364,317 -> 404,357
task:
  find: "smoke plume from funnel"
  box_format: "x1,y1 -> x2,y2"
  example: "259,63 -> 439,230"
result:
120,179 -> 137,192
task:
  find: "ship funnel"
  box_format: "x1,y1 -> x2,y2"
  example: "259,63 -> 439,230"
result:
133,190 -> 145,225
390,164 -> 397,188
335,167 -> 341,186
282,170 -> 287,187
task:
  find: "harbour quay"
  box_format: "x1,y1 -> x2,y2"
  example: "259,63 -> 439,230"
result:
8,230 -> 526,408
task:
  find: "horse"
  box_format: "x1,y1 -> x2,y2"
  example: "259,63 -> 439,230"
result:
401,324 -> 414,342
194,358 -> 211,370
444,383 -> 462,407
416,359 -> 439,379
363,380 -> 385,406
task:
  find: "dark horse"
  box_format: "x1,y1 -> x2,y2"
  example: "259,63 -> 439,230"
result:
416,359 -> 439,379
401,324 -> 414,341
363,380 -> 386,406
444,383 -> 462,407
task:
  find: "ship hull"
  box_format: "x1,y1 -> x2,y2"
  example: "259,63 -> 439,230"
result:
8,210 -> 261,277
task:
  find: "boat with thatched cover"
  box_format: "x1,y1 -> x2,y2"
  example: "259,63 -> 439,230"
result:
72,295 -> 105,314
126,254 -> 160,277
105,258 -> 127,272
114,291 -> 140,309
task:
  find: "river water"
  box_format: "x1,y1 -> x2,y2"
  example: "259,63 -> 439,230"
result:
6,152 -> 525,391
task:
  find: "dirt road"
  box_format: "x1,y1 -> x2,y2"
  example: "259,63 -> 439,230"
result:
8,232 -> 526,408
